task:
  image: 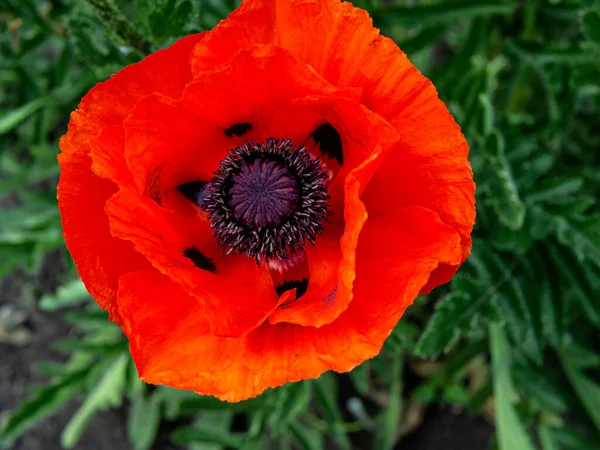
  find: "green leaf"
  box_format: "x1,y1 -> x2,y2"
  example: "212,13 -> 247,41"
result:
178,395 -> 262,414
512,361 -> 572,413
290,422 -> 323,450
560,349 -> 600,433
61,354 -> 129,448
314,373 -> 352,450
371,0 -> 516,25
415,292 -> 484,357
374,355 -> 403,450
483,131 -> 526,230
0,368 -> 89,446
171,426 -> 245,448
489,323 -> 537,450
0,96 -> 50,136
548,427 -> 599,450
39,279 -> 91,311
270,381 -> 313,434
147,0 -> 197,40
349,361 -> 370,396
128,384 -> 161,450
473,243 -> 543,363
582,9 -> 600,43
523,177 -> 584,205
546,244 -> 600,328
539,424 -> 560,450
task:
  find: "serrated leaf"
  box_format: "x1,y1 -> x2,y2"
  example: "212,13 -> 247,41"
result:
39,279 -> 91,311
384,320 -> 418,353
128,387 -> 161,450
483,131 -> 526,230
270,381 -> 313,434
415,292 -> 487,358
473,243 -> 543,362
490,323 -> 537,450
0,368 -> 89,446
61,354 -> 129,448
148,0 -> 196,40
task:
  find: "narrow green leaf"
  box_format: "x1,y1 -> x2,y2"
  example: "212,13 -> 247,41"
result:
523,177 -> 584,204
483,131 -> 526,230
39,279 -> 91,311
539,424 -> 560,450
270,381 -> 313,434
561,350 -> 600,433
290,422 -> 323,450
178,395 -> 262,414
128,387 -> 161,450
374,355 -> 403,450
512,361 -> 572,413
0,368 -> 89,446
314,373 -> 352,450
415,292 -> 483,357
371,0 -> 516,25
171,426 -> 245,448
0,97 -> 50,136
349,362 -> 370,396
548,427 -> 599,450
489,323 -> 537,450
61,354 -> 129,448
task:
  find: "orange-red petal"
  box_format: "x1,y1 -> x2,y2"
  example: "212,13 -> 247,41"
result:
105,187 -> 279,337
117,205 -> 461,401
57,149 -> 150,324
188,0 -> 476,292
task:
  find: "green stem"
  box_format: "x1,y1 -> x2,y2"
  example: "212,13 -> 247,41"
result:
83,0 -> 151,54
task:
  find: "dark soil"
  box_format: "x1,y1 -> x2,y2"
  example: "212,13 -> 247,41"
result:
1,257 -> 493,449
400,406 -> 494,450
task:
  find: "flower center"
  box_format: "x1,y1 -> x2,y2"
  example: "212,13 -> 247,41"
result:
229,159 -> 299,228
203,139 -> 330,262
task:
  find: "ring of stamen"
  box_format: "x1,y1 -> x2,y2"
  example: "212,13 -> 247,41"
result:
203,138 -> 331,262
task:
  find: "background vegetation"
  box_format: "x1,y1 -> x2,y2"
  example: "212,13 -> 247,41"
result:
1,0 -> 600,449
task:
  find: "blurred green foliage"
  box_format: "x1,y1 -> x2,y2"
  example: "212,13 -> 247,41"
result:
1,0 -> 600,449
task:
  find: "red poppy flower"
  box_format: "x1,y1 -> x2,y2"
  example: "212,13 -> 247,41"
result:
58,0 -> 475,401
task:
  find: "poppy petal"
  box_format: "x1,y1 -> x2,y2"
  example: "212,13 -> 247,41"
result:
268,102 -> 399,327
70,33 -> 205,184
188,0 -> 475,291
57,148 -> 150,324
117,205 -> 460,401
104,186 -> 280,337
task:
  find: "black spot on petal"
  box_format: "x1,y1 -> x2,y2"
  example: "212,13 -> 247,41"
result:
224,122 -> 252,137
178,181 -> 209,206
275,278 -> 309,300
311,123 -> 343,165
183,247 -> 216,273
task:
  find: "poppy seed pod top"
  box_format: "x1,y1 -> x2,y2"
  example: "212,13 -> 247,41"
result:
58,0 -> 475,401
